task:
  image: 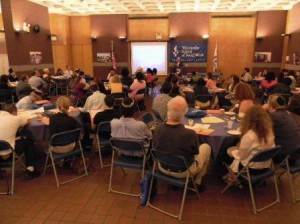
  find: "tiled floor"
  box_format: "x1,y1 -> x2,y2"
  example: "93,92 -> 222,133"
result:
1,90 -> 300,223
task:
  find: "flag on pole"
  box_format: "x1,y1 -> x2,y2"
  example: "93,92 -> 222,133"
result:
111,40 -> 117,70
213,42 -> 218,72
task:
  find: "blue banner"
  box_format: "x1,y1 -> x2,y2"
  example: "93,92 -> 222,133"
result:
169,41 -> 208,62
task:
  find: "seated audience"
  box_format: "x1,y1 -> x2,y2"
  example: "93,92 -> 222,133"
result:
263,95 -> 300,163
64,65 -> 73,77
225,106 -> 275,181
146,68 -> 157,87
261,72 -> 277,89
205,72 -> 217,89
170,76 -> 184,96
109,75 -> 122,94
153,96 -> 211,190
121,67 -> 133,87
287,94 -> 300,127
111,98 -> 152,154
232,82 -> 255,118
8,68 -> 19,82
107,68 -> 116,80
55,68 -> 63,76
152,82 -> 172,121
79,82 -> 105,112
0,74 -> 10,89
70,76 -> 86,105
128,72 -> 146,108
28,70 -> 47,90
49,96 -> 78,153
0,104 -> 39,179
16,75 -> 34,99
241,67 -> 253,83
16,91 -> 39,110
271,73 -> 291,95
193,77 -> 209,96
218,74 -> 240,108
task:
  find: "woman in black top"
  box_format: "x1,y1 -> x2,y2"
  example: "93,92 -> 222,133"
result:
193,77 -> 209,96
49,96 -> 77,153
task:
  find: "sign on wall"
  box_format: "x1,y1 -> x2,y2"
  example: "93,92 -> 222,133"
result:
169,41 -> 208,63
29,51 -> 42,64
96,53 -> 111,63
254,52 -> 272,63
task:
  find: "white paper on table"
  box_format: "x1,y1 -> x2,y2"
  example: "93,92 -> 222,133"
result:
185,124 -> 210,130
33,107 -> 45,113
201,116 -> 225,123
17,110 -> 37,120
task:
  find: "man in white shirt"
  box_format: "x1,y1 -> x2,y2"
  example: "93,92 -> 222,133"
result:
79,83 -> 105,113
64,65 -> 73,78
241,67 -> 253,83
16,91 -> 39,110
0,104 -> 39,179
28,70 -> 47,90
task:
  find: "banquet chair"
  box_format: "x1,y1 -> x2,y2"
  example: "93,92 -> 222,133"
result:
195,95 -> 214,110
43,129 -> 88,187
96,121 -> 112,168
276,145 -> 300,203
147,149 -> 200,220
55,78 -> 70,96
221,146 -> 281,214
109,138 -> 148,196
151,109 -> 164,123
135,88 -> 147,114
111,92 -> 126,109
0,140 -> 26,195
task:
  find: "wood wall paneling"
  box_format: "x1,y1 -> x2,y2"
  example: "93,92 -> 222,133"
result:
207,16 -> 256,77
288,2 -> 300,33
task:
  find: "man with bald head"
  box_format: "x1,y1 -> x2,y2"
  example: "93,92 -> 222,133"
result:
153,96 -> 211,191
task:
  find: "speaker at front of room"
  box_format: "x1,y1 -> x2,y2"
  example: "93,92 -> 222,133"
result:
33,24 -> 40,33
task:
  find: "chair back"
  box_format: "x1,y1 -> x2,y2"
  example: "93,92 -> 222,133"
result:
0,140 -> 13,152
141,112 -> 155,128
0,89 -> 13,102
136,88 -> 146,95
250,145 -> 281,163
50,128 -> 81,147
96,121 -> 111,139
151,149 -> 190,173
110,138 -> 144,156
151,109 -> 163,122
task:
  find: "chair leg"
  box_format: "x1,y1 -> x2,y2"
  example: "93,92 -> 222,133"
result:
49,153 -> 60,187
43,152 -> 50,175
10,154 -> 16,195
288,172 -> 297,203
97,136 -> 104,168
108,151 -> 115,192
178,176 -> 190,220
247,179 -> 257,214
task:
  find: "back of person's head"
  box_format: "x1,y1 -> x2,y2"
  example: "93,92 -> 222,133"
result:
265,72 -> 275,82
98,82 -> 106,94
56,96 -> 71,114
207,72 -> 213,79
89,82 -> 99,92
109,70 -> 117,77
234,82 -> 255,101
121,68 -> 129,78
104,95 -> 115,108
79,71 -> 85,77
231,74 -> 240,86
0,74 -> 8,83
288,70 -> 295,77
3,104 -> 17,115
268,94 -> 286,110
20,75 -> 28,82
8,68 -> 14,74
146,68 -> 153,74
136,72 -> 144,81
120,98 -> 135,117
288,95 -> 300,115
245,67 -> 250,73
240,105 -> 273,144
111,75 -> 121,83
153,68 -> 157,74
284,77 -> 292,86
167,96 -> 188,122
29,91 -> 38,101
171,75 -> 178,84
191,71 -> 196,76
196,77 -> 206,87
160,82 -> 172,94
43,68 -> 49,74
277,73 -> 285,83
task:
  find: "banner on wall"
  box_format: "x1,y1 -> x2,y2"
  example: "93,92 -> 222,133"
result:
169,41 -> 207,62
29,51 -> 42,64
254,52 -> 272,63
96,53 -> 111,63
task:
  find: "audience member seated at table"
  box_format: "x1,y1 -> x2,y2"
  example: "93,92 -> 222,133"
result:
231,82 -> 255,118
0,74 -> 10,89
271,73 -> 291,95
288,70 -> 297,89
152,82 -> 172,121
287,94 -> 300,127
107,69 -> 117,81
241,67 -> 253,83
121,67 -> 133,87
16,75 -> 35,99
8,68 -> 19,82
70,76 -> 87,105
153,96 -> 211,190
193,77 -> 209,96
79,71 -> 87,85
79,82 -> 105,113
261,72 -> 277,89
0,104 -> 39,179
55,68 -> 63,76
169,75 -> 185,97
146,68 -> 157,87
258,69 -> 268,78
16,91 -> 39,110
94,95 -> 121,129
109,75 -> 123,94
205,72 -> 217,89
218,74 -> 240,108
224,106 -> 275,182
49,96 -> 77,153
111,98 -> 152,154
263,95 -> 300,163
28,70 -> 47,90
64,65 -> 73,78
191,71 -> 201,84
128,72 -> 146,103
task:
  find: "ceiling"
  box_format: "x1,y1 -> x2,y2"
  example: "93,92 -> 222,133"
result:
29,0 -> 300,15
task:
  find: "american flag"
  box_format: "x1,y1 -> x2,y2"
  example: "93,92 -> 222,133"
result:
213,43 -> 218,72
111,51 -> 117,70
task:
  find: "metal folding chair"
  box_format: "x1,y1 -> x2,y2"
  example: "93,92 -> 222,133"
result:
151,108 -> 164,123
147,149 -> 200,220
43,129 -> 88,187
109,138 -> 147,196
96,121 -> 111,168
0,140 -> 26,195
222,146 -> 281,214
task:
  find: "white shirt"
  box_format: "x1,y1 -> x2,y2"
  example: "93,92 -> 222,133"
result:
64,69 -> 73,78
0,111 -> 27,152
242,72 -> 253,82
79,91 -> 106,112
16,96 -> 33,110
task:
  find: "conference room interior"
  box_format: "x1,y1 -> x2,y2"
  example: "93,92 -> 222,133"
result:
1,0 -> 300,223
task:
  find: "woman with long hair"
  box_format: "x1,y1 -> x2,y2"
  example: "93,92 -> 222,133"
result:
224,106 -> 275,182
232,82 -> 255,118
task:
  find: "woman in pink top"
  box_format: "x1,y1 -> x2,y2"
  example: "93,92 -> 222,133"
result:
261,72 -> 277,89
206,72 -> 217,89
128,72 -> 146,101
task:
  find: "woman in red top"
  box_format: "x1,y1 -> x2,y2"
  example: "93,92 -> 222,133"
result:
261,72 -> 277,89
205,72 -> 217,89
70,76 -> 86,105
